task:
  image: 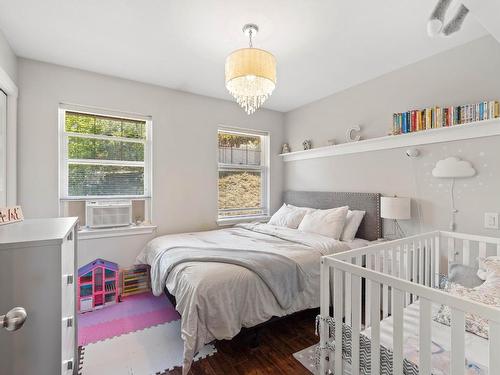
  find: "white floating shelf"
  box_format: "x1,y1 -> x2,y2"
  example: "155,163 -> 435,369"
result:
280,118 -> 500,162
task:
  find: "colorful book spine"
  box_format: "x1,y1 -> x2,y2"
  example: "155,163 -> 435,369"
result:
425,108 -> 432,130
391,100 -> 500,135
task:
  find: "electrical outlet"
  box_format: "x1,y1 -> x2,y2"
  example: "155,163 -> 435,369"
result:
484,212 -> 499,229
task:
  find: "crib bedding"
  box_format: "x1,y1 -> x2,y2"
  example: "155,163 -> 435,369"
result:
363,300 -> 489,374
137,223 -> 370,374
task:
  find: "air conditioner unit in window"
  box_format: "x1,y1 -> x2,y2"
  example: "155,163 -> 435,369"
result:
85,200 -> 132,228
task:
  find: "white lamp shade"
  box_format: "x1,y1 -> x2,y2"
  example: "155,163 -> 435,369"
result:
380,197 -> 411,220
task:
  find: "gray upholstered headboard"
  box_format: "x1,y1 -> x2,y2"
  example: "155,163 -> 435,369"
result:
283,191 -> 382,241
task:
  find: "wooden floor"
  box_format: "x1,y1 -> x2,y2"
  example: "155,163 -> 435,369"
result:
162,309 -> 318,375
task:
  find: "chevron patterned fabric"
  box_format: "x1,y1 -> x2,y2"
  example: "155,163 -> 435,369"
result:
315,315 -> 420,374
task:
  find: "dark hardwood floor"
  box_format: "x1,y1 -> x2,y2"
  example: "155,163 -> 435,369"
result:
162,309 -> 318,375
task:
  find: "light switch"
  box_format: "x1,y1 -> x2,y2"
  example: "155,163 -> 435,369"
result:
484,212 -> 499,229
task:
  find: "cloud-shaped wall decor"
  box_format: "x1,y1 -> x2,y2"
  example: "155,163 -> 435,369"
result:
432,157 -> 476,179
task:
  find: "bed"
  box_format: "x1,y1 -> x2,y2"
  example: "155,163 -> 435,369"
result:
318,231 -> 500,375
136,191 -> 382,374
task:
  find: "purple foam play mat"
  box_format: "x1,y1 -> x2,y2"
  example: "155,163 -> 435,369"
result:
78,292 -> 180,346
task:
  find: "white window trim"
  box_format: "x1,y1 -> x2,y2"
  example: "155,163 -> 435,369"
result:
58,104 -> 153,200
78,224 -> 157,240
58,104 -> 154,236
216,215 -> 270,227
216,125 -> 270,225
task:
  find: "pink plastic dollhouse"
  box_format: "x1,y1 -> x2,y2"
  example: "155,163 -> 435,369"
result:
78,259 -> 119,312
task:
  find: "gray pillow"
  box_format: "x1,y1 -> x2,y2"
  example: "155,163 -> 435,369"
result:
448,262 -> 483,288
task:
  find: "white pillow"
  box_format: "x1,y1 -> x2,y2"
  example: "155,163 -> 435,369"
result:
268,204 -> 308,229
298,206 -> 349,240
287,204 -> 316,214
340,210 -> 366,242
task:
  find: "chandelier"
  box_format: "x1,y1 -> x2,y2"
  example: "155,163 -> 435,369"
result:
225,24 -> 276,115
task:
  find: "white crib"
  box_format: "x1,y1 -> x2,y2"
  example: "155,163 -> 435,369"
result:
319,231 -> 500,375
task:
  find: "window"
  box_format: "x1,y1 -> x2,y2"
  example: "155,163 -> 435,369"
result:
59,107 -> 152,199
218,127 -> 269,220
59,106 -> 153,233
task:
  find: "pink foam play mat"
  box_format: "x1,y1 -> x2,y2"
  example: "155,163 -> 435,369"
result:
78,293 -> 180,346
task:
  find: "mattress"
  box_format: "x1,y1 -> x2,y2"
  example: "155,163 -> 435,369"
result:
363,300 -> 489,374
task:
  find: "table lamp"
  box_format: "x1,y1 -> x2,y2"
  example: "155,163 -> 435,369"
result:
380,196 -> 411,239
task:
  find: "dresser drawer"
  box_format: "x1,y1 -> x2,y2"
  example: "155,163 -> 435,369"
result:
61,358 -> 74,375
61,279 -> 75,317
61,229 -> 75,275
61,317 -> 75,375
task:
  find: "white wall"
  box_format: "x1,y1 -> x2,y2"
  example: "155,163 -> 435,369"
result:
17,58 -> 285,267
284,36 -> 500,237
0,29 -> 17,84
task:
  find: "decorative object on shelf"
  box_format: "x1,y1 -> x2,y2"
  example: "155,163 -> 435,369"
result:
345,125 -> 362,142
327,139 -> 336,146
432,156 -> 476,231
121,265 -> 151,298
302,140 -> 312,150
281,119 -> 500,162
0,205 -> 23,225
380,196 -> 411,239
392,100 -> 499,135
427,0 -> 469,37
281,143 -> 290,154
78,259 -> 119,313
225,24 -> 276,115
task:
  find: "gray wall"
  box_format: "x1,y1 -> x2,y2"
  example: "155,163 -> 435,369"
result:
0,29 -> 17,83
284,36 -> 500,237
17,58 -> 285,266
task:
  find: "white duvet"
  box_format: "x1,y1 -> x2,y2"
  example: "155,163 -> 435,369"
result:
137,223 -> 366,374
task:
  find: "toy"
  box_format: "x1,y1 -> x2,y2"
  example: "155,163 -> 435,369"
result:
121,265 -> 151,298
78,259 -> 119,313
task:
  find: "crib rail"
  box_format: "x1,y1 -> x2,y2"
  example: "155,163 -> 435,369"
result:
319,231 -> 500,375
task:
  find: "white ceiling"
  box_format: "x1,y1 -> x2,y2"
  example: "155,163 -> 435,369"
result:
0,0 -> 488,112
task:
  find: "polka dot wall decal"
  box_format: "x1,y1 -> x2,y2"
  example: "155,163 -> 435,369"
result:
484,164 -> 488,168
480,152 -> 485,156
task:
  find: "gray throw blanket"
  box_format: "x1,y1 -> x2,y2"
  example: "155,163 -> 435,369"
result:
137,226 -> 311,310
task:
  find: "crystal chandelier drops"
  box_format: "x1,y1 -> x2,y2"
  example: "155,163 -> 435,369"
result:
225,24 -> 277,115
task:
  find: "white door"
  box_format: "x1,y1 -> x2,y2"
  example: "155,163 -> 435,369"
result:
0,90 -> 7,207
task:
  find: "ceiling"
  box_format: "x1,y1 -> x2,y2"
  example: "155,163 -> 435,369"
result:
0,0 -> 488,112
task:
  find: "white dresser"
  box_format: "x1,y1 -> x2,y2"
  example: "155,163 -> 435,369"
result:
0,217 -> 78,375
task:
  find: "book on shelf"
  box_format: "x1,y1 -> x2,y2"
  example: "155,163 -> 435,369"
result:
392,100 -> 499,135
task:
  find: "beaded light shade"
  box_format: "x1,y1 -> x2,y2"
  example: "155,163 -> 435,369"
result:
225,24 -> 276,115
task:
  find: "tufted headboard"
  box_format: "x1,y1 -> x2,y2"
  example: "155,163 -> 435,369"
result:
282,191 -> 382,241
